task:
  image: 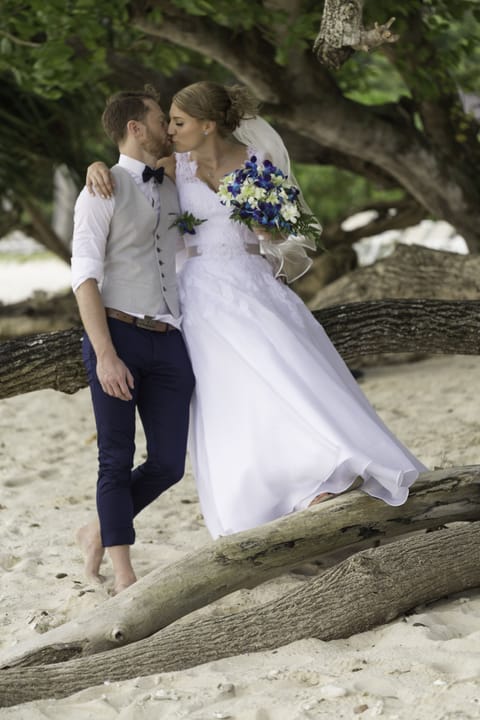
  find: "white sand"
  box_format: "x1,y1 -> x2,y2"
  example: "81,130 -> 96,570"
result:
1,354 -> 480,718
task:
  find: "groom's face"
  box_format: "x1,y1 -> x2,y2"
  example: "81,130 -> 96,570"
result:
138,99 -> 172,157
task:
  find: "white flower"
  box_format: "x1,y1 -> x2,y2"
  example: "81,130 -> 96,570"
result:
280,202 -> 300,222
239,183 -> 266,204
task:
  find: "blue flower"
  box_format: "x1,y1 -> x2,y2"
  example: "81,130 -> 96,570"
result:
254,174 -> 274,190
227,180 -> 242,197
245,156 -> 258,171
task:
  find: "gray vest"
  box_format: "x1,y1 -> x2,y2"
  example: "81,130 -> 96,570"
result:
101,165 -> 181,318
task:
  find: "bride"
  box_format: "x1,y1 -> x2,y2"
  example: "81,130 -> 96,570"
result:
87,80 -> 427,539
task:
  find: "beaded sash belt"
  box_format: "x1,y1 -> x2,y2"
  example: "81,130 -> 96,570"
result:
186,244 -> 261,258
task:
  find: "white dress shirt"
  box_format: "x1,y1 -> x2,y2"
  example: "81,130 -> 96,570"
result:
71,154 -> 181,327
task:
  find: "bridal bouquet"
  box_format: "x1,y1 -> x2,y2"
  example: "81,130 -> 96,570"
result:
217,156 -> 321,245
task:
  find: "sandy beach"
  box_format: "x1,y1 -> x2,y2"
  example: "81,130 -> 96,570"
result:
0,257 -> 71,304
1,350 -> 480,718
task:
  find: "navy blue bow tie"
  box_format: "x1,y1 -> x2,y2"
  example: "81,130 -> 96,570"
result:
142,165 -> 164,183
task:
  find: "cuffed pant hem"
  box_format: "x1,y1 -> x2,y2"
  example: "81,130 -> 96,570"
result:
101,528 -> 136,547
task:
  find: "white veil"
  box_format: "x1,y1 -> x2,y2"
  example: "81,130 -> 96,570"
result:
233,116 -> 321,282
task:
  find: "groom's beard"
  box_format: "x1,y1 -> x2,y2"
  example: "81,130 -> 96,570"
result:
142,129 -> 172,159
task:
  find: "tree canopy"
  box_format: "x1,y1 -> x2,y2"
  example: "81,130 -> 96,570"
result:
1,0 -> 479,261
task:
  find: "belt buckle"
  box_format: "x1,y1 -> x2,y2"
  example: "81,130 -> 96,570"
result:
137,315 -> 158,331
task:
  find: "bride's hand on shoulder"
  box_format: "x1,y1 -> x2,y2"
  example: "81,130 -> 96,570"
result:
86,161 -> 114,198
156,155 -> 176,182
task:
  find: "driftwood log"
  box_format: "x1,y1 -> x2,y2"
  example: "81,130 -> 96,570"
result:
1,298 -> 480,400
1,466 -> 479,671
1,521 -> 479,707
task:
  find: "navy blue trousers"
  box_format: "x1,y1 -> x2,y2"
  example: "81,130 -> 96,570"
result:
82,318 -> 195,547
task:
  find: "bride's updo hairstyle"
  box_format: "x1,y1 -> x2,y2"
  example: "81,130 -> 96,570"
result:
172,81 -> 259,137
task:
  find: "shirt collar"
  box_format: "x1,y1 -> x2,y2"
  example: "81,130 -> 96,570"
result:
118,153 -> 149,180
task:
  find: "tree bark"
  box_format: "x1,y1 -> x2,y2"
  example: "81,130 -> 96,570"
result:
316,299 -> 480,361
2,467 -> 479,671
0,326 -> 85,398
1,520 -> 479,707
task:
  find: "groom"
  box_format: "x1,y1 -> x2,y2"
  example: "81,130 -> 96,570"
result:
71,89 -> 195,594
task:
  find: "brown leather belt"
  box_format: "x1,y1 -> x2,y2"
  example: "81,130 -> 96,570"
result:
106,307 -> 175,333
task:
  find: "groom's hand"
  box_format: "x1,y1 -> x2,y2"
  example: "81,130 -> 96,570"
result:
96,350 -> 134,401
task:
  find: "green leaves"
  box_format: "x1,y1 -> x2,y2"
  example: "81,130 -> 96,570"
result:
0,0 -> 129,97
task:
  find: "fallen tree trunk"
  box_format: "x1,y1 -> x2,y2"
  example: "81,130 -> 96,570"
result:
316,298 -> 480,360
1,521 -> 479,707
2,466 -> 479,670
1,299 -> 480,399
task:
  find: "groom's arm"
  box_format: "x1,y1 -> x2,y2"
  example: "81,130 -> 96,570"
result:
71,189 -> 134,401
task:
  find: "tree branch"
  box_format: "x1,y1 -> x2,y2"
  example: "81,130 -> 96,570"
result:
315,299 -> 480,359
352,18 -> 399,53
274,125 -> 401,188
131,2 -> 284,102
313,0 -> 399,70
104,51 -> 206,102
321,197 -> 428,249
0,29 -> 41,48
1,297 -> 480,399
20,196 -> 71,263
274,94 -> 479,250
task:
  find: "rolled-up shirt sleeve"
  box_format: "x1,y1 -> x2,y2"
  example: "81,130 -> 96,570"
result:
71,187 -> 115,292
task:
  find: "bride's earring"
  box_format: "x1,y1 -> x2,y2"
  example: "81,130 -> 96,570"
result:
203,131 -> 209,136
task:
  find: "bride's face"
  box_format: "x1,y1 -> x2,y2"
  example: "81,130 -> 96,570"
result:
168,103 -> 209,152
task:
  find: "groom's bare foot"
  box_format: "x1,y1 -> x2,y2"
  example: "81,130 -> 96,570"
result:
112,572 -> 137,596
107,545 -> 137,595
75,522 -> 105,583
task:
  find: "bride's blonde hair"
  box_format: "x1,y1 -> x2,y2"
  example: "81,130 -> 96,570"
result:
172,81 -> 259,137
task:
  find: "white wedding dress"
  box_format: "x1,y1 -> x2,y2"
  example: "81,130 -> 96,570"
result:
175,149 -> 427,539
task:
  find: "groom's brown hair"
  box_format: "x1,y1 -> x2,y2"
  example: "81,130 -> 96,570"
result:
102,86 -> 161,145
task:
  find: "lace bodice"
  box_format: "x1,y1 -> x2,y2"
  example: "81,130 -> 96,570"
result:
174,149 -> 261,257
